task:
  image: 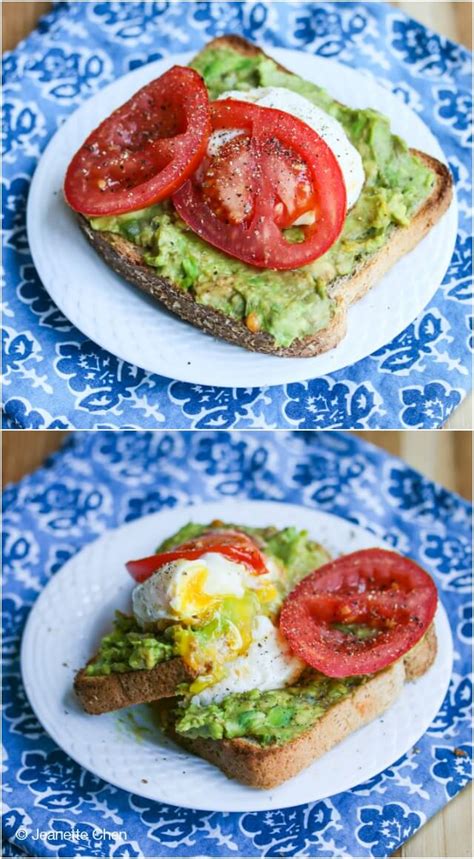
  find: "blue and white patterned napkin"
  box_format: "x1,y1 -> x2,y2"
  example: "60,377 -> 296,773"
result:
3,431 -> 472,857
2,1 -> 472,429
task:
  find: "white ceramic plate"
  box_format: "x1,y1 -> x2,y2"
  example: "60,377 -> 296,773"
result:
21,500 -> 452,813
26,48 -> 457,389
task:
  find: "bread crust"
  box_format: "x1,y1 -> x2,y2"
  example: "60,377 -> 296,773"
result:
76,35 -> 453,358
77,216 -> 348,357
165,622 -> 437,789
403,623 -> 438,681
74,657 -> 195,715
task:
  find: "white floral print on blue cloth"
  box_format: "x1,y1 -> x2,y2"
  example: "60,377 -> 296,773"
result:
2,431 -> 472,858
2,1 -> 472,429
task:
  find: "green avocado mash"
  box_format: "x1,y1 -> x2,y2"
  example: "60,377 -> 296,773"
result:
174,671 -> 366,746
86,521 -> 329,677
89,44 -> 434,348
332,622 -> 379,641
85,611 -> 174,676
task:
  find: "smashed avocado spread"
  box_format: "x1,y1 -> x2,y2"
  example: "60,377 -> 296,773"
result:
89,45 -> 434,348
174,672 -> 366,746
85,611 -> 174,676
86,522 -> 329,677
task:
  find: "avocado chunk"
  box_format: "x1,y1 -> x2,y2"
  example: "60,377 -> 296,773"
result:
85,611 -> 175,676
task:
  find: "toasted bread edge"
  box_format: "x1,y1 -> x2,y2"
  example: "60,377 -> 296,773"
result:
74,656 -> 195,715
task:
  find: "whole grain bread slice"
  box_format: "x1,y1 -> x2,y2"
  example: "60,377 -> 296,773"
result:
74,656 -> 196,715
78,214 -> 347,357
163,623 -> 437,789
77,35 -> 453,357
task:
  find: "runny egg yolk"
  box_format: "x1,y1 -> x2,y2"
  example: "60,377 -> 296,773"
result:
172,589 -> 266,696
170,557 -> 279,625
173,565 -> 219,623
256,581 -> 279,607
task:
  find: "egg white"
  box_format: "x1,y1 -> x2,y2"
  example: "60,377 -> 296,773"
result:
191,614 -> 305,706
209,86 -> 365,212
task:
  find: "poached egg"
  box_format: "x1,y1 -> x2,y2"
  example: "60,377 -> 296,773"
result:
131,547 -> 302,705
132,551 -> 280,626
209,86 -> 365,214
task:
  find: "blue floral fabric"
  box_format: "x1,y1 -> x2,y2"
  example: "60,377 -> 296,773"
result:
2,1 -> 472,429
2,430 -> 472,857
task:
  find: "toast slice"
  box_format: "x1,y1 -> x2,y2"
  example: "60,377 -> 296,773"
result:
78,35 -> 453,358
74,656 -> 196,715
162,624 -> 437,789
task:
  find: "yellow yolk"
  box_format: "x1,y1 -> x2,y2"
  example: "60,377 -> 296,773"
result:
173,565 -> 219,622
255,581 -> 279,607
172,589 -> 259,691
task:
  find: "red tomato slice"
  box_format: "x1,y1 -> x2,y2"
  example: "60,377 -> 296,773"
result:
126,530 -> 268,583
64,66 -> 211,216
200,133 -> 316,228
279,549 -> 438,677
173,99 -> 347,270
